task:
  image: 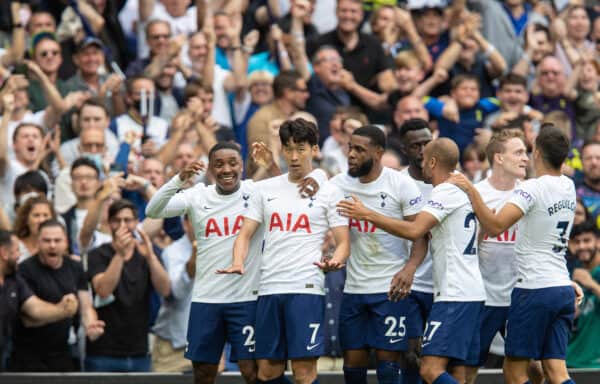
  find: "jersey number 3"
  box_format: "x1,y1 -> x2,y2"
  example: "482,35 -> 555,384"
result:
552,221 -> 569,254
463,213 -> 477,255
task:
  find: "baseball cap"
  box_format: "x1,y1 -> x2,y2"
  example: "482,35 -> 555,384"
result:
76,36 -> 104,53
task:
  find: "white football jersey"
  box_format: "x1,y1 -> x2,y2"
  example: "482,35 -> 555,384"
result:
331,167 -> 423,294
421,183 -> 486,302
245,174 -> 348,296
507,175 -> 575,289
146,176 -> 261,303
475,179 -> 519,306
400,168 -> 434,294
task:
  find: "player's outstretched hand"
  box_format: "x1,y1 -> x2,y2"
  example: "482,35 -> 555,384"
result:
299,177 -> 319,198
388,267 -> 415,302
216,264 -> 245,275
446,172 -> 473,193
180,161 -> 205,182
314,258 -> 345,273
337,195 -> 371,220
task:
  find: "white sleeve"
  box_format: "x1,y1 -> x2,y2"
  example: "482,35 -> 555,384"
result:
306,168 -> 328,187
145,175 -> 191,218
167,248 -> 194,300
233,91 -> 251,125
244,183 -> 265,223
327,185 -> 349,228
421,184 -> 463,223
400,176 -> 424,217
508,180 -> 536,215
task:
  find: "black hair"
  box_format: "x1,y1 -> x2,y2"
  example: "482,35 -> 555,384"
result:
399,118 -> 431,137
279,118 -> 319,147
38,219 -> 67,236
273,70 -> 302,99
71,157 -> 100,176
0,230 -> 12,247
499,73 -> 528,89
14,171 -> 48,197
108,199 -> 138,221
536,123 -> 570,170
208,142 -> 242,161
570,220 -> 598,238
353,125 -> 386,149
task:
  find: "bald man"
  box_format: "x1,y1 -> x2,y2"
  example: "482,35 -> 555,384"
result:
337,138 -> 485,384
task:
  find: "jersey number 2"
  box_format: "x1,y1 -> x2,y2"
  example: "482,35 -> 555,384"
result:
463,212 -> 477,255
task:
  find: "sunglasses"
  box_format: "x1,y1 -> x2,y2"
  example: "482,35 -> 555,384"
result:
40,50 -> 60,58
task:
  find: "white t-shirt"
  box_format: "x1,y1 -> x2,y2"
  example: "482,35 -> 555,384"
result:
330,167 -> 423,294
146,176 -> 261,303
113,114 -> 169,154
421,183 -> 486,302
508,175 -> 575,289
137,3 -> 197,57
400,168 -> 434,294
0,159 -> 29,222
246,174 -> 347,296
475,179 -> 519,306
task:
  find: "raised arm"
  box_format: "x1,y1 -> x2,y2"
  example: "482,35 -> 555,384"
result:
139,0 -> 155,23
396,8 -> 432,71
145,161 -> 205,218
0,93 -> 14,177
472,30 -> 506,78
137,229 -> 171,297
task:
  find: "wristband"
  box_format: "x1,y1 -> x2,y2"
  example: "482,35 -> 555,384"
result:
483,45 -> 496,59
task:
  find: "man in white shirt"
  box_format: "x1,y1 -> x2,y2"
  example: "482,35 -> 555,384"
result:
112,76 -> 169,156
338,138 -> 486,384
448,125 -> 581,384
464,130 -> 529,383
147,140 -> 324,384
330,125 -> 427,384
220,119 -> 350,384
396,118 -> 434,384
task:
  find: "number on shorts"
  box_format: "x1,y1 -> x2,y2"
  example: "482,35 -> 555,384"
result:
242,325 -> 256,352
309,323 -> 320,345
423,321 -> 442,342
552,221 -> 569,254
463,212 -> 477,255
384,316 -> 407,337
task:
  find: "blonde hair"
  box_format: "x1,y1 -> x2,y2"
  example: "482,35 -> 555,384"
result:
394,51 -> 421,70
248,70 -> 274,87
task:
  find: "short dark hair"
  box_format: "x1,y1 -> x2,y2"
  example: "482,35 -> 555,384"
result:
451,74 -> 479,90
208,142 -> 242,161
536,123 -> 570,170
125,75 -> 153,95
0,230 -> 12,248
273,70 -> 302,99
353,125 -> 386,149
311,45 -> 340,64
399,118 -> 431,137
499,73 -> 527,90
38,219 -> 67,237
279,118 -> 319,147
108,199 -> 138,221
145,19 -> 171,37
570,220 -> 598,238
14,171 -> 48,198
79,97 -> 109,117
183,78 -> 213,103
13,123 -> 44,143
71,157 -> 100,177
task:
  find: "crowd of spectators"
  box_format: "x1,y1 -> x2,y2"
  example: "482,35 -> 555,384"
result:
0,0 -> 599,373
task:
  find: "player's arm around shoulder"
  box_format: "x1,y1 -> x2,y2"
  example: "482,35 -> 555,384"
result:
447,173 -> 524,237
218,217 -> 261,275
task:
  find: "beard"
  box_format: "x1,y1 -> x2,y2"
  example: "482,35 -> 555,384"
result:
348,158 -> 374,178
5,258 -> 16,275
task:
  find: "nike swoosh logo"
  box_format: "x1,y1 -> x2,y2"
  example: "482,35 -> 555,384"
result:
203,206 -> 211,210
267,197 -> 277,202
389,338 -> 404,344
306,343 -> 320,351
422,342 -> 431,348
